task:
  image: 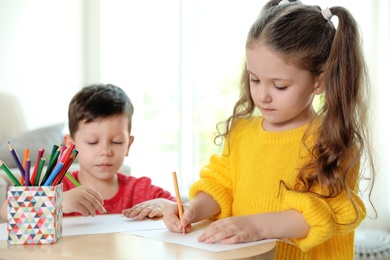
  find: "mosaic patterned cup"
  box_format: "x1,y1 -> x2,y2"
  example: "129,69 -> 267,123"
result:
7,184 -> 63,245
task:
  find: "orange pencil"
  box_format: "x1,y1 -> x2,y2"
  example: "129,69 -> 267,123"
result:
20,148 -> 30,185
20,148 -> 30,183
22,148 -> 30,168
172,171 -> 184,234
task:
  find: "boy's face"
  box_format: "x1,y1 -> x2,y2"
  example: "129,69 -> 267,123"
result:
65,114 -> 133,181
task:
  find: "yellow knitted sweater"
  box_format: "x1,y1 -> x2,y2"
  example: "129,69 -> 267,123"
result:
189,117 -> 366,259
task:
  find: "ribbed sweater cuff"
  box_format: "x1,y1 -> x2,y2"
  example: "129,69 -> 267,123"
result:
282,191 -> 334,252
189,180 -> 232,219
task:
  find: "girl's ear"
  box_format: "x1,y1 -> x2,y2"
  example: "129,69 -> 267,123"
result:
63,134 -> 74,147
313,73 -> 326,95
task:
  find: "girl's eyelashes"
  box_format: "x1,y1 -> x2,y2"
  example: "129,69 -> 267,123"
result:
275,85 -> 288,91
249,78 -> 287,91
248,72 -> 259,82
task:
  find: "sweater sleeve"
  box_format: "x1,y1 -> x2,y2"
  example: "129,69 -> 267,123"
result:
189,143 -> 233,219
281,188 -> 366,252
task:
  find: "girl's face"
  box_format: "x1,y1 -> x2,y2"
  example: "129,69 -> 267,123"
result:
246,45 -> 323,132
66,114 -> 134,182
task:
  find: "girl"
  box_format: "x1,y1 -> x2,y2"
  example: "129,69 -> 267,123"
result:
162,0 -> 375,259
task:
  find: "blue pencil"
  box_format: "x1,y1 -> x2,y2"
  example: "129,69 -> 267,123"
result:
42,162 -> 64,186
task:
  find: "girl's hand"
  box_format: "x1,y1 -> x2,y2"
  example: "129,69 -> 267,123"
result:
62,186 -> 106,216
162,203 -> 194,234
197,210 -> 310,244
197,215 -> 266,244
122,199 -> 175,220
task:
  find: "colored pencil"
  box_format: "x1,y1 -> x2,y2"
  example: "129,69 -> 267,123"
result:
60,144 -> 75,164
52,150 -> 78,185
30,149 -> 45,185
8,142 -> 25,179
22,148 -> 30,168
59,145 -> 67,161
24,158 -> 31,186
34,157 -> 46,186
42,162 -> 64,186
40,145 -> 61,185
64,172 -> 80,187
21,148 -> 30,185
48,144 -> 59,162
0,160 -> 22,186
172,171 -> 184,234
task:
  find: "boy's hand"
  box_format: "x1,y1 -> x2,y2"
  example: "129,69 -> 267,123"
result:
122,199 -> 175,220
62,186 -> 106,216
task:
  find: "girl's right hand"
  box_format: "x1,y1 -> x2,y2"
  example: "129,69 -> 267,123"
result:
62,186 -> 107,216
162,203 -> 194,233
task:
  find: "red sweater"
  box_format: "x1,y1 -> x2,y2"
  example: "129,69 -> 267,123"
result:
62,171 -> 175,216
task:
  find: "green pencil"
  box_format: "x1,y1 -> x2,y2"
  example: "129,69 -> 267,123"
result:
40,145 -> 61,185
0,160 -> 21,186
34,157 -> 46,186
65,172 -> 80,186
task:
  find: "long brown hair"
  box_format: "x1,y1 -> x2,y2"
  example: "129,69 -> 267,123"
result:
216,0 -> 376,221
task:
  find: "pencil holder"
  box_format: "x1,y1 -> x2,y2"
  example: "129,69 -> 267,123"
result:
7,184 -> 63,245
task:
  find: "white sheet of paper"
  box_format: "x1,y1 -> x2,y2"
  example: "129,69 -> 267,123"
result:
0,214 -> 166,240
1,215 -> 289,253
0,223 -> 6,241
62,214 -> 167,236
123,219 -> 279,253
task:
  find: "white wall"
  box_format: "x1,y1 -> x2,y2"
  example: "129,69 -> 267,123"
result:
0,0 -> 85,130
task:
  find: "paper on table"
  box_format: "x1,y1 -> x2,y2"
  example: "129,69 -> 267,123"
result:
0,223 -> 7,240
62,214 -> 167,236
0,214 -> 167,240
124,219 -> 281,253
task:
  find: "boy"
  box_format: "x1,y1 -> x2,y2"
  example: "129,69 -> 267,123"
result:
1,84 -> 176,220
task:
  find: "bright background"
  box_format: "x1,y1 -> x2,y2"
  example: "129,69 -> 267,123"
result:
0,0 -> 388,231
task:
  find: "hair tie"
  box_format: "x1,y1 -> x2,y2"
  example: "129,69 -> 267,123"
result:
322,8 -> 333,20
279,0 -> 302,5
279,0 -> 290,5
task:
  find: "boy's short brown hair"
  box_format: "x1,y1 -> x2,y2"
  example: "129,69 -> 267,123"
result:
68,84 -> 134,137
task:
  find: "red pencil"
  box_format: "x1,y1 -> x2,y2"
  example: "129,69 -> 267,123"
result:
30,149 -> 45,185
60,144 -> 75,164
52,150 -> 78,186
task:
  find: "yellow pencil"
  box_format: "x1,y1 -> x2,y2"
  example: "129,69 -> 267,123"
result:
172,171 -> 184,234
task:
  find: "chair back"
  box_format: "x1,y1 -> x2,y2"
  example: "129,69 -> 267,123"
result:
0,92 -> 27,143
